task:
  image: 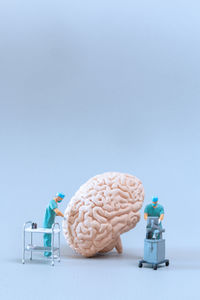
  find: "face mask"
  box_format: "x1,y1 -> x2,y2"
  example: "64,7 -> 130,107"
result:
57,199 -> 62,203
152,202 -> 158,208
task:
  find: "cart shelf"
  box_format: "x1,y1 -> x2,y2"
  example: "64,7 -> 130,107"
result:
25,227 -> 60,234
26,245 -> 59,252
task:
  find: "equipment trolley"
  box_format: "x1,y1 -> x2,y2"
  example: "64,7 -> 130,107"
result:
138,217 -> 169,270
22,221 -> 61,266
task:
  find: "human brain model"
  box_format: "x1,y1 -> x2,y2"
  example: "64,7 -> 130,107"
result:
62,172 -> 144,257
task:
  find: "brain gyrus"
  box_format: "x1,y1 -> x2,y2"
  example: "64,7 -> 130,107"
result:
62,172 -> 145,257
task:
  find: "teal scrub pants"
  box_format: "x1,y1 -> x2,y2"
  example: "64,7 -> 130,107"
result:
44,231 -> 52,257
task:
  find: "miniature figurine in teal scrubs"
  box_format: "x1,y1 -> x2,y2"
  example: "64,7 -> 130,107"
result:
144,197 -> 164,238
43,193 -> 65,257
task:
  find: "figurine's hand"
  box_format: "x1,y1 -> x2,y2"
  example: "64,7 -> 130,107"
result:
144,213 -> 148,220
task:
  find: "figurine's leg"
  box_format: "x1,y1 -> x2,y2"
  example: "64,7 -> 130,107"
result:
115,236 -> 123,253
44,233 -> 52,257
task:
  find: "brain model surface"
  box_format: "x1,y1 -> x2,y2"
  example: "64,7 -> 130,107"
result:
62,172 -> 145,257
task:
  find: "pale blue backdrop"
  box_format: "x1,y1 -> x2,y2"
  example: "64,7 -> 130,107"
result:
0,0 -> 200,299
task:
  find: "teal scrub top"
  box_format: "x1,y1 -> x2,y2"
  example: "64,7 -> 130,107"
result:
144,203 -> 164,217
43,199 -> 58,228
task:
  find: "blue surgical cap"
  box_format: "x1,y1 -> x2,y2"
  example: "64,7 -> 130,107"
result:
56,193 -> 65,199
152,197 -> 158,203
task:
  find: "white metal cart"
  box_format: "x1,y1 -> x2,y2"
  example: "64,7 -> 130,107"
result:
22,221 -> 61,266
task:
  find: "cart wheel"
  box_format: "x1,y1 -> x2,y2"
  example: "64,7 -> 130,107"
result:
58,258 -> 61,263
22,260 -> 25,264
153,264 -> 157,270
165,260 -> 169,267
51,262 -> 54,267
138,262 -> 143,268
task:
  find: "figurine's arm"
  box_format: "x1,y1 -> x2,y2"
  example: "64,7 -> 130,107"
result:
144,213 -> 148,220
54,208 -> 64,217
159,214 -> 164,221
159,206 -> 164,222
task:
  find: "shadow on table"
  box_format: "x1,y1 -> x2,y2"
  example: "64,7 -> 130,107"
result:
61,246 -> 142,260
61,246 -> 200,270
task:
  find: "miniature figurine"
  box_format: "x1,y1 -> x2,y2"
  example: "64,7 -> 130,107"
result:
138,197 -> 169,270
144,196 -> 164,221
43,193 -> 65,257
144,196 -> 164,238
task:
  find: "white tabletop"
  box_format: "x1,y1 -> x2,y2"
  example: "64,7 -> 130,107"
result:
25,227 -> 60,234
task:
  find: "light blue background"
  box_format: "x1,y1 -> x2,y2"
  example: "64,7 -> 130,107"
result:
1,0 -> 200,299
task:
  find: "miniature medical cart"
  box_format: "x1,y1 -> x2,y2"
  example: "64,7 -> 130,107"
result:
22,221 -> 61,266
138,217 -> 169,270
